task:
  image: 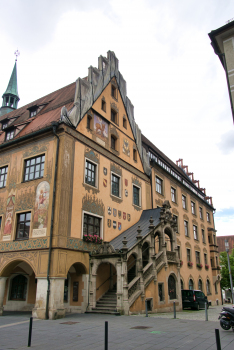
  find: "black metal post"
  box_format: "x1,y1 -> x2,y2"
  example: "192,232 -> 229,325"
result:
215,329 -> 221,350
205,302 -> 208,321
173,301 -> 176,319
105,321 -> 108,350
145,300 -> 148,317
28,317 -> 33,347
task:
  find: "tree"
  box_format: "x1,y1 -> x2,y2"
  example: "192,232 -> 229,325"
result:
220,247 -> 234,291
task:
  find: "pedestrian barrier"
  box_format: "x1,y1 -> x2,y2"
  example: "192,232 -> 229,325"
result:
28,317 -> 33,347
105,321 -> 108,350
215,328 -> 221,350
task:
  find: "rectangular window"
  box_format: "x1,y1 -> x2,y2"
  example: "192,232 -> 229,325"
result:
177,245 -> 181,259
111,173 -> 120,197
156,177 -> 163,194
87,116 -> 91,129
171,187 -> 176,202
213,234 -> 216,245
207,212 -> 210,222
182,195 -> 186,209
204,253 -> 207,265
16,212 -> 31,240
24,155 -> 45,182
195,251 -> 200,264
187,248 -> 191,262
0,166 -> 8,188
208,235 -> 211,244
101,99 -> 106,112
111,135 -> 116,150
199,207 -> 203,220
184,220 -> 188,236
193,225 -> 198,240
0,216 -> 2,229
158,283 -> 164,302
191,201 -> 195,215
111,85 -> 117,99
30,110 -> 37,118
133,185 -> 140,207
6,130 -> 14,141
2,122 -> 8,129
85,160 -> 96,187
123,118 -> 127,129
83,213 -> 101,237
173,215 -> 178,233
202,229 -> 205,243
111,109 -> 117,123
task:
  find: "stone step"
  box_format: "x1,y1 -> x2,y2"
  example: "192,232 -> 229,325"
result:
86,309 -> 120,316
96,303 -> 117,308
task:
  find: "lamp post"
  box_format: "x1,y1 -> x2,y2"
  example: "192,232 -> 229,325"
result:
225,239 -> 234,304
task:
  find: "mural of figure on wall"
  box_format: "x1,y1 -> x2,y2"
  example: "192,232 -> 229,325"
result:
3,194 -> 15,236
33,181 -> 50,237
94,114 -> 108,140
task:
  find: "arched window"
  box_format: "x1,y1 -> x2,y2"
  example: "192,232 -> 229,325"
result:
189,279 -> 193,290
181,279 -> 184,290
168,275 -> 176,299
10,275 -> 27,301
198,279 -> 202,291
206,279 -> 210,294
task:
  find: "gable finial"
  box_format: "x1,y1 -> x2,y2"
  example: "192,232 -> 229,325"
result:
14,49 -> 20,62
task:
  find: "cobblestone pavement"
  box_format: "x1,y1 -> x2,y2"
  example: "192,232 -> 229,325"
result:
139,304 -> 230,322
0,305 -> 234,350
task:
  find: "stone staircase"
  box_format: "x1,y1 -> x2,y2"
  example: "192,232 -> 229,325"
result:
87,287 -> 120,315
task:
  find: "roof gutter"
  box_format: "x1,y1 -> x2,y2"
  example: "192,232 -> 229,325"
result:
45,122 -> 60,320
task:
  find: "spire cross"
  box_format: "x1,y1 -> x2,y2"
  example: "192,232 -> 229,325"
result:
14,49 -> 20,61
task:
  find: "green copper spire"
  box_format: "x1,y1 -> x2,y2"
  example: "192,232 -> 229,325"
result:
0,52 -> 20,116
3,61 -> 19,98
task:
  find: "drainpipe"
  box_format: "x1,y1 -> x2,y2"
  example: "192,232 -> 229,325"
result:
150,169 -> 154,209
45,122 -> 60,320
86,252 -> 91,311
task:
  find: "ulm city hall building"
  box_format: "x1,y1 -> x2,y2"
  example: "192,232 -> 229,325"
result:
0,51 -> 221,319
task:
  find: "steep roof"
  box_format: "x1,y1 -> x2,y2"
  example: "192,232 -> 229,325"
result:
3,61 -> 19,99
110,208 -> 161,250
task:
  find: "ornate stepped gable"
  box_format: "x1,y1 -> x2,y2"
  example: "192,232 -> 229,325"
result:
60,51 -> 151,176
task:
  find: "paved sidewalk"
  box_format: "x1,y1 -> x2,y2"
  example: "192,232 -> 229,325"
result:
0,307 -> 233,350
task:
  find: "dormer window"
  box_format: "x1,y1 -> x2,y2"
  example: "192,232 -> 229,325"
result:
2,122 -> 8,130
6,129 -> 14,141
30,109 -> 37,118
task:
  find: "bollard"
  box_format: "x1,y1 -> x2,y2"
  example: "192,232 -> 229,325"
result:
105,321 -> 108,350
145,300 -> 148,317
205,302 -> 208,321
173,301 -> 176,319
28,317 -> 33,347
215,329 -> 221,350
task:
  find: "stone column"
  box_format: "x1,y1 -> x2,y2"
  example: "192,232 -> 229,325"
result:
81,274 -> 89,312
32,277 -> 47,319
49,278 -> 66,320
116,261 -> 123,312
0,277 -> 7,316
122,260 -> 129,315
90,271 -> 97,309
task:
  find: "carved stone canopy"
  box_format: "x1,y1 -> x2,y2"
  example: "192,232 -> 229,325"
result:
91,242 -> 116,255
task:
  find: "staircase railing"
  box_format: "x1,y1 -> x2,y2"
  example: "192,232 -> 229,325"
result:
128,276 -> 140,299
143,262 -> 153,282
96,273 -> 116,291
156,250 -> 164,265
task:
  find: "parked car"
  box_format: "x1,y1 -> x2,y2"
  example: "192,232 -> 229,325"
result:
182,289 -> 209,310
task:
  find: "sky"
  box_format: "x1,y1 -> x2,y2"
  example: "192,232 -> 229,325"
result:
0,0 -> 233,236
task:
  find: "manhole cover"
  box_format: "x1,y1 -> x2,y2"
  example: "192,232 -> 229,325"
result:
131,326 -> 152,329
60,321 -> 80,325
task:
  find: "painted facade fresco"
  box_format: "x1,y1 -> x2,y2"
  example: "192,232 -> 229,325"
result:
3,193 -> 15,238
94,114 -> 108,141
33,181 -> 50,237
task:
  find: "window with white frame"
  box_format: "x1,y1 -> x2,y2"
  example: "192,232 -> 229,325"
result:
85,159 -> 97,187
193,225 -> 198,240
111,173 -> 120,198
195,251 -> 200,264
184,220 -> 189,236
133,185 -> 140,207
24,155 -> 45,182
206,212 -> 210,222
15,212 -> 31,240
199,207 -> 203,220
0,166 -> 8,188
156,176 -> 163,194
182,195 -> 186,209
6,129 -> 14,141
202,229 -> 205,243
171,187 -> 176,203
187,248 -> 191,262
191,201 -> 195,215
83,213 -> 101,237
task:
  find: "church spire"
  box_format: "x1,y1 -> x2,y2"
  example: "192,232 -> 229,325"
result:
0,51 -> 20,117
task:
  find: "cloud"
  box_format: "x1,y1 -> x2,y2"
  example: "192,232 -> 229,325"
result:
215,207 -> 234,218
217,129 -> 234,154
